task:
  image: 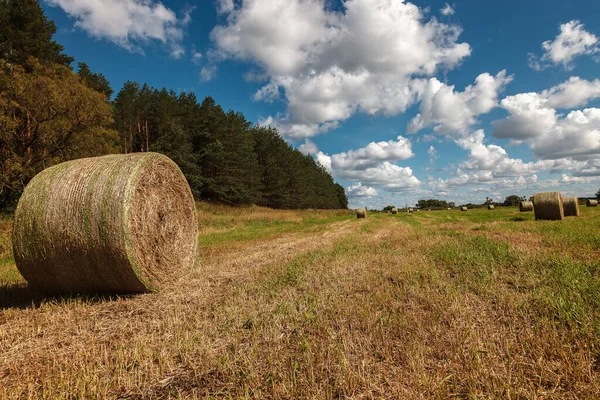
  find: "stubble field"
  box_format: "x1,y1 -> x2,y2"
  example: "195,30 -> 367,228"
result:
1,203 -> 599,399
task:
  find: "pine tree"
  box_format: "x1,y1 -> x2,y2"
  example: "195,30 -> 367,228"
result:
0,0 -> 73,67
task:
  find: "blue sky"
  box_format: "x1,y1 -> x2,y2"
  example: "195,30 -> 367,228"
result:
41,0 -> 600,208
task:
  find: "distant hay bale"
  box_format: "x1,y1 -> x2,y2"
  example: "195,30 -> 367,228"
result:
12,153 -> 199,294
533,192 -> 564,221
416,209 -> 420,212
391,207 -> 398,214
427,208 -> 431,211
461,206 -> 468,212
447,207 -> 451,210
408,208 -> 414,213
587,199 -> 598,207
487,204 -> 495,210
356,208 -> 367,218
563,196 -> 580,217
519,201 -> 533,212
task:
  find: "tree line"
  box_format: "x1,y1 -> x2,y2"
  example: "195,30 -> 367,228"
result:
0,0 -> 348,210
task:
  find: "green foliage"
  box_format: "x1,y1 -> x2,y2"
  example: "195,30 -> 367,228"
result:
416,199 -> 455,209
112,85 -> 347,209
0,0 -> 73,67
503,194 -> 525,206
0,59 -> 119,208
77,62 -> 113,99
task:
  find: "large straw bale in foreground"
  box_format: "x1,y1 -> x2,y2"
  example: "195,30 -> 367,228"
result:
587,199 -> 598,207
12,153 -> 198,294
519,201 -> 533,212
532,192 -> 564,221
356,209 -> 367,218
563,196 -> 580,217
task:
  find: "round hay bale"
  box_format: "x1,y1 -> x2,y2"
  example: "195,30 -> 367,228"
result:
563,196 -> 580,217
356,208 -> 367,218
12,152 -> 198,294
408,208 -> 414,213
460,206 -> 468,212
587,199 -> 598,207
391,207 -> 398,214
487,204 -> 495,210
447,207 -> 451,210
532,192 -> 564,221
519,201 -> 533,212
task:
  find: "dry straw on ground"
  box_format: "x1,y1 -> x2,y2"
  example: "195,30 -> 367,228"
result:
563,196 -> 580,217
488,204 -> 495,210
356,209 -> 367,219
519,201 -> 533,212
461,206 -> 468,212
533,192 -> 564,221
12,152 -> 198,294
587,199 -> 598,207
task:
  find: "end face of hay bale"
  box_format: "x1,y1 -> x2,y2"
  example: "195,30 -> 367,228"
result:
587,199 -> 598,207
356,208 -> 367,218
519,201 -> 533,212
532,192 -> 564,221
460,206 -> 468,212
12,152 -> 198,294
563,196 -> 580,217
487,204 -> 495,210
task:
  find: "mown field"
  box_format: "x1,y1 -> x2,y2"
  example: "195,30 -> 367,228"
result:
1,204 -> 600,399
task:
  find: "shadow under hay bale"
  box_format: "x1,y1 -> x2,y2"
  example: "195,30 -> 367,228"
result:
12,153 -> 199,294
356,209 -> 367,218
533,192 -> 564,221
563,196 -> 580,217
587,199 -> 598,207
519,201 -> 533,212
487,204 -> 495,210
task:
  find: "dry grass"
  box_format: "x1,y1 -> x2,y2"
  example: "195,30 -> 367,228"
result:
1,207 -> 599,398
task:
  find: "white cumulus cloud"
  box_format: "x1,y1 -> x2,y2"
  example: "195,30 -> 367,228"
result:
528,20 -> 599,70
492,77 -> 600,159
408,70 -> 512,137
330,136 -> 414,170
346,182 -> 378,198
46,0 -> 192,57
210,0 -> 471,137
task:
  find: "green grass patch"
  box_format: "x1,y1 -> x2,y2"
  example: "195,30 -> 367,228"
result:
198,215 -> 351,247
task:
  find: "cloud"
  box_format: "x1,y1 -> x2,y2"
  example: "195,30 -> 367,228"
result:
337,162 -> 421,191
315,151 -> 332,172
492,77 -> 600,159
346,182 -> 378,198
46,0 -> 191,57
528,20 -> 599,70
457,130 -> 553,176
440,3 -> 454,16
408,70 -> 512,137
200,64 -> 217,82
541,76 -> 600,109
211,0 -> 471,136
313,136 -> 420,191
428,145 -> 438,164
298,139 -> 318,155
330,136 -> 414,170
